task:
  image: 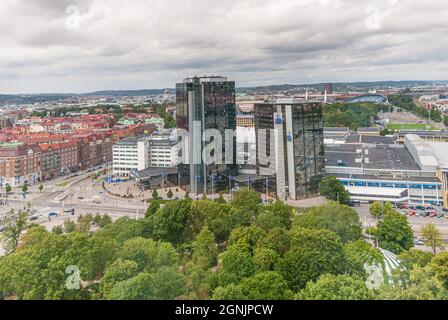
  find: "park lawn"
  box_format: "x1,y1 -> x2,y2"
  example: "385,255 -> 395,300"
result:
387,123 -> 438,131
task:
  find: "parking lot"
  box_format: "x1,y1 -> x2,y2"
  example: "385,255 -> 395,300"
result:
356,204 -> 448,238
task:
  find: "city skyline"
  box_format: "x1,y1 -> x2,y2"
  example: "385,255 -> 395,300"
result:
2,0 -> 448,93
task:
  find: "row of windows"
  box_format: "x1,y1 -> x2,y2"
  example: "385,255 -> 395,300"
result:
351,193 -> 408,199
340,180 -> 441,190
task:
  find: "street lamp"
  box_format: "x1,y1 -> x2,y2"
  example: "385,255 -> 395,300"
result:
265,177 -> 269,205
211,173 -> 217,201
178,172 -> 181,199
229,175 -> 233,199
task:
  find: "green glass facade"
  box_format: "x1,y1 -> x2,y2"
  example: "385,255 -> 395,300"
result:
176,76 -> 237,194
254,101 -> 325,200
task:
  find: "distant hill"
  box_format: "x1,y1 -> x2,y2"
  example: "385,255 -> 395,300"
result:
85,89 -> 173,97
237,80 -> 448,94
1,80 -> 447,105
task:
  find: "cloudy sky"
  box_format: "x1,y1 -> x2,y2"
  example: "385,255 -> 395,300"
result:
1,0 -> 448,93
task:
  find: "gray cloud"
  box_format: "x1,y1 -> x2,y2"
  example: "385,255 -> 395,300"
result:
1,0 -> 448,93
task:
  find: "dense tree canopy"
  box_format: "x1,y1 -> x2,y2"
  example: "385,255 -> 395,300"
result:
278,227 -> 347,291
1,187 -> 445,301
296,274 -> 374,300
323,102 -> 388,130
294,201 -> 362,243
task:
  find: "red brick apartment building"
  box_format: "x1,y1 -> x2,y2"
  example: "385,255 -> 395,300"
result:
0,142 -> 42,187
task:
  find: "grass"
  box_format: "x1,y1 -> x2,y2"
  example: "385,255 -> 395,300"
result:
387,123 -> 438,131
56,181 -> 69,188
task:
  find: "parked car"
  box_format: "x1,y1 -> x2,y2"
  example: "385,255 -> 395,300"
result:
429,212 -> 438,218
408,210 -> 416,216
29,215 -> 39,221
48,212 -> 58,218
419,211 -> 429,217
414,238 -> 424,246
348,200 -> 361,207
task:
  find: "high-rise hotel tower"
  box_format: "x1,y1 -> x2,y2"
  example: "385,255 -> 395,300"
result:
176,76 -> 237,195
254,100 -> 325,200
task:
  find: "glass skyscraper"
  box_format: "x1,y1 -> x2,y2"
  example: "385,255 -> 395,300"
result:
254,100 -> 325,200
176,76 -> 237,195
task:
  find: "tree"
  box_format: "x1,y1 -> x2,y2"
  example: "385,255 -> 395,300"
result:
377,211 -> 414,254
5,183 -> 11,194
230,188 -> 262,224
167,189 -> 173,199
379,266 -> 448,300
228,226 -> 266,252
430,251 -> 448,289
51,225 -> 64,235
218,244 -> 254,286
369,201 -> 394,219
421,224 -> 444,254
398,249 -> 434,270
152,200 -> 191,244
107,272 -> 155,300
95,217 -> 150,244
215,193 -> 226,204
213,272 -> 293,300
99,259 -> 140,297
192,227 -> 218,269
253,247 -> 279,272
145,200 -> 160,218
344,240 -> 384,278
212,284 -> 245,300
258,227 -> 291,256
38,184 -> 44,193
294,201 -> 362,243
296,274 -> 374,300
63,219 -> 77,233
77,214 -> 94,233
188,200 -> 235,242
2,210 -> 28,253
255,201 -> 293,231
107,267 -> 185,300
93,214 -> 112,229
119,237 -> 177,272
151,267 -> 186,299
184,192 -> 191,200
152,189 -> 159,200
319,176 -> 350,205
22,183 -> 28,194
277,227 -> 347,291
184,261 -> 215,300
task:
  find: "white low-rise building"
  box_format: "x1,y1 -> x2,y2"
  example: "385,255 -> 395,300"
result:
113,129 -> 179,177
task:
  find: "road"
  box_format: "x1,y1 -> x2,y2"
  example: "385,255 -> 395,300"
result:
0,166 -> 147,233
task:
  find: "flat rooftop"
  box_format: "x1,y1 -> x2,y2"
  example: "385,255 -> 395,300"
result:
325,144 -> 421,171
324,134 -> 397,145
